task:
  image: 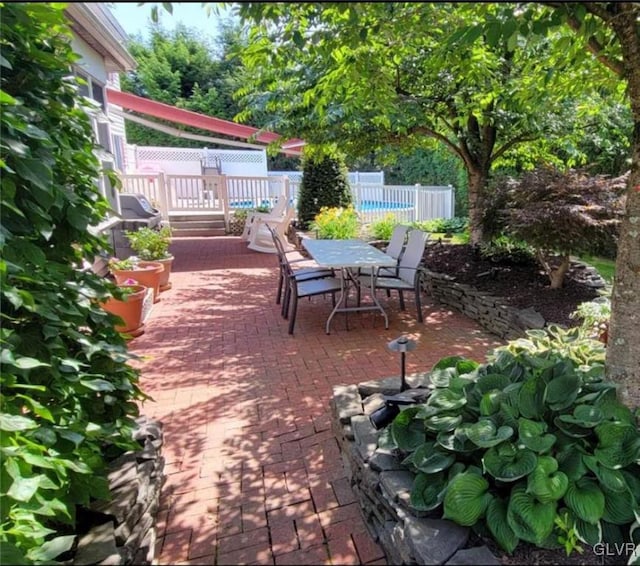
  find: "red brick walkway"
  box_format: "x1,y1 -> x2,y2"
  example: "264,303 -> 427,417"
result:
129,237 -> 503,565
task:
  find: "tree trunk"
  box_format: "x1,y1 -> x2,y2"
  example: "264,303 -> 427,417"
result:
467,168 -> 490,246
605,4 -> 640,409
549,255 -> 570,289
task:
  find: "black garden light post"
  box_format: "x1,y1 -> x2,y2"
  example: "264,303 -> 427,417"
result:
370,335 -> 418,429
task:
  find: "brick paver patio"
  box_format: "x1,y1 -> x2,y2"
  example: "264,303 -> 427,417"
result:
129,236 -> 503,565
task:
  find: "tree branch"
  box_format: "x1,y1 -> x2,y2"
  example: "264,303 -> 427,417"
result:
493,132 -> 540,161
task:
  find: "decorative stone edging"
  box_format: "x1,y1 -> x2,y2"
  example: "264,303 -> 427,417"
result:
72,416 -> 164,565
421,259 -> 606,339
330,376 -> 500,565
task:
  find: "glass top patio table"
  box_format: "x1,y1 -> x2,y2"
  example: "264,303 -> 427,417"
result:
301,239 -> 397,333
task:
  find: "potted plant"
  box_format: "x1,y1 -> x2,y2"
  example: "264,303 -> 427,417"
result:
109,257 -> 164,303
100,282 -> 147,338
125,225 -> 174,291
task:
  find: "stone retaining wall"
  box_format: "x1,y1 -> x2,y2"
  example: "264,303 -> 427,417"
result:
73,416 -> 164,565
421,260 -> 605,339
331,376 -> 499,565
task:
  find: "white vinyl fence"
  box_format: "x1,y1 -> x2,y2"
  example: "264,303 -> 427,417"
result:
119,172 -> 454,228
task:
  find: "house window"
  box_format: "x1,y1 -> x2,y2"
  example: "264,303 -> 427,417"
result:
74,68 -> 106,111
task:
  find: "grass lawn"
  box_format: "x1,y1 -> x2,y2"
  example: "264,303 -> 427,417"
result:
429,232 -> 469,245
578,254 -> 616,283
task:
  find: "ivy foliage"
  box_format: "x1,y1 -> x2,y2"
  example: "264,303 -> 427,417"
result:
297,150 -> 352,230
384,326 -> 640,555
1,3 -> 146,562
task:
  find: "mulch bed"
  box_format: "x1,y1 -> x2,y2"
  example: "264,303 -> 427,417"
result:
422,242 -> 601,328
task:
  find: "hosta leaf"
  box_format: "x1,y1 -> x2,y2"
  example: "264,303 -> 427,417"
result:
595,422 -> 640,469
518,418 -> 556,453
436,429 -> 477,453
526,456 -> 568,503
565,478 -> 605,524
601,486 -> 637,525
391,406 -> 426,451
427,388 -> 467,412
483,443 -> 537,482
455,359 -> 479,375
424,413 -> 462,433
583,456 -> 628,493
575,517 -> 602,546
429,367 -> 457,388
479,391 -> 503,416
596,396 -> 634,424
466,419 -> 513,448
557,447 -> 587,481
518,377 -> 546,419
572,405 -> 604,427
476,373 -> 513,394
544,373 -> 581,411
443,472 -> 492,526
486,497 -> 520,553
554,416 -> 592,438
432,355 -> 468,371
411,443 -> 456,474
507,484 -> 557,545
410,472 -> 447,511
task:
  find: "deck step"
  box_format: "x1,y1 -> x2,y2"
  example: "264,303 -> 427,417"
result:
171,227 -> 227,237
170,220 -> 226,230
169,212 -> 225,223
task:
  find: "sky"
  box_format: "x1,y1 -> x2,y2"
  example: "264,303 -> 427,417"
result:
108,2 -> 232,42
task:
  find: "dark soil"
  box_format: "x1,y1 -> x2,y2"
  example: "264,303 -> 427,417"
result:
423,242 -> 601,328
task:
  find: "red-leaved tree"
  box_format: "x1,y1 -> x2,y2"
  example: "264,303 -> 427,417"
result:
494,166 -> 627,288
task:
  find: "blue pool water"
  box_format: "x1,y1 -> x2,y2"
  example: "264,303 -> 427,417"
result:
230,199 -> 411,211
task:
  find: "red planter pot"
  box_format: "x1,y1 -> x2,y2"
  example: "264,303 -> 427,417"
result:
112,262 -> 164,303
155,256 -> 174,292
101,284 -> 146,338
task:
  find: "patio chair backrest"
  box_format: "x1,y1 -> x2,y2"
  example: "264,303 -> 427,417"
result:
270,195 -> 288,218
397,229 -> 428,283
386,224 -> 409,260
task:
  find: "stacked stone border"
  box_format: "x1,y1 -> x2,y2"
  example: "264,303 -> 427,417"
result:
72,416 -> 164,565
331,375 -> 500,565
421,260 -> 605,340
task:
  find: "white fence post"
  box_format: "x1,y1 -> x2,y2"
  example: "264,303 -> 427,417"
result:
414,184 -> 421,223
157,173 -> 169,220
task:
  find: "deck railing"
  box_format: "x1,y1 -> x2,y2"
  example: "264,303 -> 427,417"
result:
119,172 -> 454,228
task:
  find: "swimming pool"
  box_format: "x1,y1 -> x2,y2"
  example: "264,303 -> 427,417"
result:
357,200 -> 412,212
230,199 -> 412,211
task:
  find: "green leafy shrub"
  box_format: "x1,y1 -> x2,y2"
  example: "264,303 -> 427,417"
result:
415,216 -> 469,234
311,206 -> 360,239
385,326 -> 640,555
125,225 -> 173,260
480,235 -> 536,266
1,4 -> 146,562
297,149 -> 352,230
369,213 -> 400,240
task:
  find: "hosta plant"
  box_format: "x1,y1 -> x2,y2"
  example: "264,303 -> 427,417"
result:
385,325 -> 640,555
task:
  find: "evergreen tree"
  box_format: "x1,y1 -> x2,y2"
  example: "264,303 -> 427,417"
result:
297,151 -> 351,229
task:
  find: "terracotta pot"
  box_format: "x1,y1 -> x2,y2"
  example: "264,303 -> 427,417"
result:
154,255 -> 174,292
101,284 -> 146,338
112,262 -> 164,303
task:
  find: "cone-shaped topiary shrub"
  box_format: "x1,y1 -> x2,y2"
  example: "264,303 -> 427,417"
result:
1,4 -> 147,562
381,326 -> 640,555
297,150 -> 352,230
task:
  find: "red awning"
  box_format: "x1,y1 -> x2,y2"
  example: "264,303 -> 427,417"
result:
106,88 -> 304,155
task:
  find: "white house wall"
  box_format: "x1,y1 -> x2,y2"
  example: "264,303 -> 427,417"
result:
70,35 -> 108,84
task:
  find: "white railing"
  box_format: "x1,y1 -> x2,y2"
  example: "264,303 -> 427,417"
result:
119,172 -> 454,230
